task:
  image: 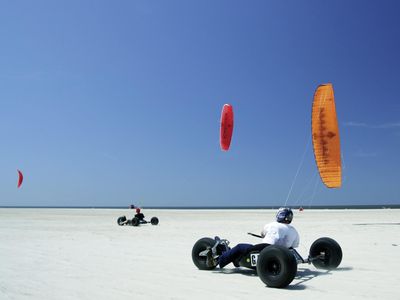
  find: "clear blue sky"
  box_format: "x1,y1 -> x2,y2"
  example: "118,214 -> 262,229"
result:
1,0 -> 399,207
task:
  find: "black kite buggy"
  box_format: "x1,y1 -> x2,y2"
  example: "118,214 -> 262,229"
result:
117,215 -> 159,226
192,233 -> 342,288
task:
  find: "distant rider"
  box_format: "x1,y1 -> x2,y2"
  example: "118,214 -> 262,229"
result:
207,207 -> 300,268
135,208 -> 145,221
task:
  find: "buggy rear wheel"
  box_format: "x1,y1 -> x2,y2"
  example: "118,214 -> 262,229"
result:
132,217 -> 140,226
256,245 -> 297,288
192,238 -> 217,270
117,216 -> 126,226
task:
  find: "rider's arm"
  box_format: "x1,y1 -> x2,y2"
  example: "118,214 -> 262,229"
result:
260,224 -> 268,238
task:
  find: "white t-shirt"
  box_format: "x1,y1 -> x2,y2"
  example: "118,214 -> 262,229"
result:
261,221 -> 300,248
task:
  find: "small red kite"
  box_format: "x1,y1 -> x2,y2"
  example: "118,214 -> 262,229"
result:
17,169 -> 23,188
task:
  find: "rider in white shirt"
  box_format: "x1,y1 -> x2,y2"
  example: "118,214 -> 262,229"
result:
207,207 -> 299,268
261,209 -> 299,248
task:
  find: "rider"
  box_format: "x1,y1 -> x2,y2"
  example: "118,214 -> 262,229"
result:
135,208 -> 145,221
207,207 -> 300,268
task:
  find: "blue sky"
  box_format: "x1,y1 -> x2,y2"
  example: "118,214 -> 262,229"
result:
1,0 -> 399,207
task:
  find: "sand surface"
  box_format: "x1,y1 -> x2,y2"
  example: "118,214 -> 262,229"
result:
0,208 -> 399,299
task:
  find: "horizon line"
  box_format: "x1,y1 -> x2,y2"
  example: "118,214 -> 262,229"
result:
1,204 -> 399,209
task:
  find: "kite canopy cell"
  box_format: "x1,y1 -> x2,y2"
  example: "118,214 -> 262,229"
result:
311,84 -> 342,188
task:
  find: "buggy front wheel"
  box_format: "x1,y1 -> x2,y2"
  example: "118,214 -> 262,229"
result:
309,237 -> 342,270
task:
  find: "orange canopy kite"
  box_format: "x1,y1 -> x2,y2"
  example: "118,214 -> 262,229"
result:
311,84 -> 342,188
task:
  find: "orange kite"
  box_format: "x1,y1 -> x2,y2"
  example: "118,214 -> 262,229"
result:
311,84 -> 342,188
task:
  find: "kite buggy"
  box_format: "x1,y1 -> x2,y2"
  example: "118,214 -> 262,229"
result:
192,234 -> 342,288
117,208 -> 159,227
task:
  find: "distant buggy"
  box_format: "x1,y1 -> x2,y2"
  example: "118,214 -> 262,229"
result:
117,215 -> 159,226
117,208 -> 159,227
192,235 -> 342,288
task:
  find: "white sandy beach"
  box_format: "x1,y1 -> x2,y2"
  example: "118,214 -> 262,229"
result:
0,208 -> 399,299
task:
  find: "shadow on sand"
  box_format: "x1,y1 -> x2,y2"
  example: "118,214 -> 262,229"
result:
292,268 -> 331,287
212,266 -> 352,290
216,268 -> 258,277
288,266 -> 352,289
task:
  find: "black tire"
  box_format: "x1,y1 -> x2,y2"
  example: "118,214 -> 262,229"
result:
150,217 -> 159,225
132,217 -> 140,226
309,237 -> 342,269
117,216 -> 126,226
192,238 -> 217,270
256,245 -> 298,288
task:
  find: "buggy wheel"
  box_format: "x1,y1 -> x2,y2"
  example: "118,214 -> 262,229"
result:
117,216 -> 126,226
192,238 -> 217,270
150,217 -> 159,225
256,245 -> 297,288
132,217 -> 140,226
309,237 -> 342,269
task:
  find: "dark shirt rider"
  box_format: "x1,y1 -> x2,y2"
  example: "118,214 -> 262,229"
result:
135,208 -> 145,221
